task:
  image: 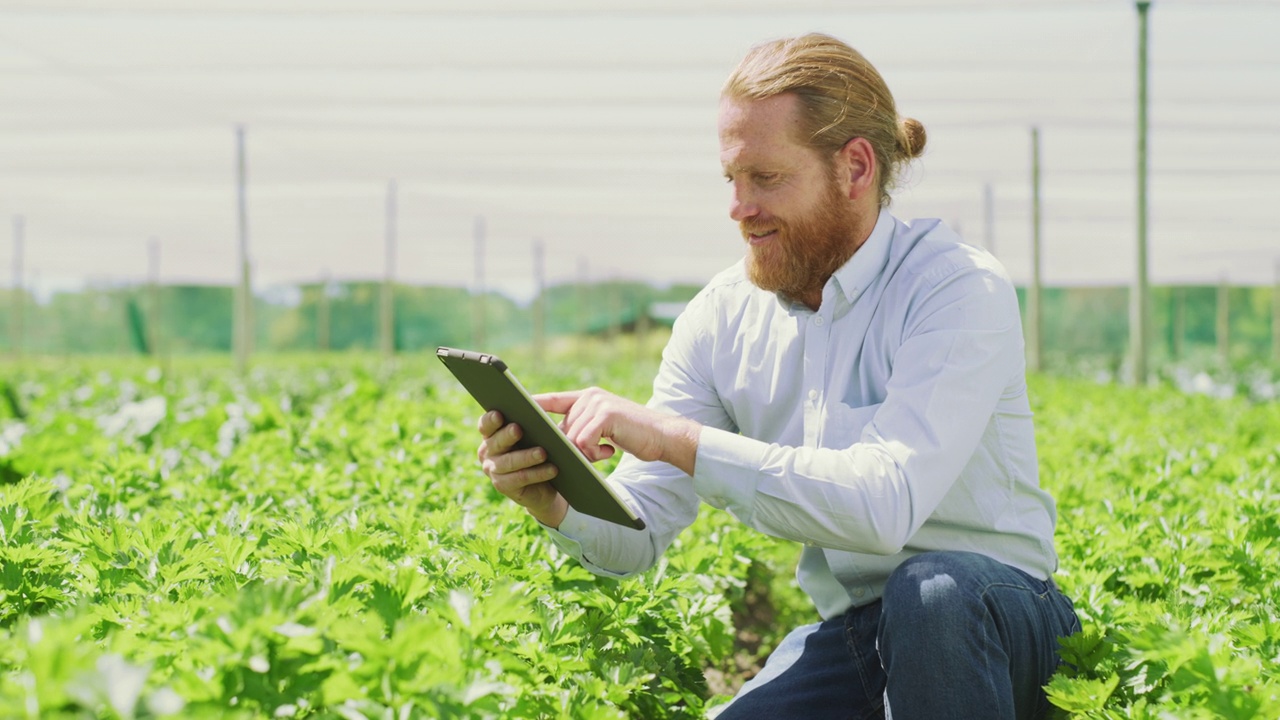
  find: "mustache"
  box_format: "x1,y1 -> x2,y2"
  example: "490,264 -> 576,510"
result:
740,218 -> 785,236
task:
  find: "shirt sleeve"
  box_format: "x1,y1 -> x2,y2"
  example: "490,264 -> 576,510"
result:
543,290 -> 736,577
692,266 -> 1023,555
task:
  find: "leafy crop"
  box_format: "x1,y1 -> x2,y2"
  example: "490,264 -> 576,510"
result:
0,353 -> 800,719
1035,377 -> 1280,718
0,353 -> 1276,718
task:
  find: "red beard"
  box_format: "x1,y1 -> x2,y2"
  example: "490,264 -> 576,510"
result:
742,178 -> 859,301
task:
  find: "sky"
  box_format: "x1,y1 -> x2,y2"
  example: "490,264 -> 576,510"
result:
2,0 -> 1279,303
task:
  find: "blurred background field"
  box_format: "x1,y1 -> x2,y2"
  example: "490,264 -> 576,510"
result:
1,278 -> 1278,380
4,277 -> 1280,418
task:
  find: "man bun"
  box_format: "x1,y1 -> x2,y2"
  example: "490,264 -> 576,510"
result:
899,117 -> 927,159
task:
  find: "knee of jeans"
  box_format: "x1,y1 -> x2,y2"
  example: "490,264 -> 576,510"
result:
882,552 -> 987,626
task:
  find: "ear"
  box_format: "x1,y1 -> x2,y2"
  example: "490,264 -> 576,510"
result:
834,137 -> 877,201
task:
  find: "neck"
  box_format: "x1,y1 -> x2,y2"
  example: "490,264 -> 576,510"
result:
795,207 -> 880,311
795,288 -> 824,312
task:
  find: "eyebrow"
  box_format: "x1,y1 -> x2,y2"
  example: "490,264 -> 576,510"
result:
721,160 -> 767,177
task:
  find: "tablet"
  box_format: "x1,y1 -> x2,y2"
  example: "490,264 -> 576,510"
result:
436,347 -> 646,531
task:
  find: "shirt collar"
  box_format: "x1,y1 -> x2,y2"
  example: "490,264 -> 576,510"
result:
829,207 -> 895,307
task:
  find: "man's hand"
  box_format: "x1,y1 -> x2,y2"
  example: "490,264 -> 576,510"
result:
477,410 -> 569,528
535,387 -> 701,476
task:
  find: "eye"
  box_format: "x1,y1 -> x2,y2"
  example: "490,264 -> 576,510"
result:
754,172 -> 780,185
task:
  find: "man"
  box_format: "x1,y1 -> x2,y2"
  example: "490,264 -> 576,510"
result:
477,33 -> 1079,719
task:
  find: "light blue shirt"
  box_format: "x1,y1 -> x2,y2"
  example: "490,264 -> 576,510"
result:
546,209 -> 1059,620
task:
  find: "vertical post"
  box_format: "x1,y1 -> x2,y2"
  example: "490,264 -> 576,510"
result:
234,125 -> 252,375
1131,0 -> 1152,385
381,180 -> 397,359
29,268 -> 40,355
577,257 -> 589,358
1028,126 -> 1043,373
472,216 -> 486,349
983,182 -> 995,257
532,238 -> 546,367
1273,259 -> 1280,363
317,270 -> 331,352
1172,285 -> 1185,361
607,273 -> 621,347
635,293 -> 651,362
148,238 -> 161,358
1217,273 -> 1230,367
10,216 -> 23,359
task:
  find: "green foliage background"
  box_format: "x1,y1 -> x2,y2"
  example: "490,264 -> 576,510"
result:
0,281 -> 706,356
1,282 -> 1276,368
0,345 -> 1277,717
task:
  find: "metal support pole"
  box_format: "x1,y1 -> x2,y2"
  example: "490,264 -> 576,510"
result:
607,273 -> 621,346
1028,127 -> 1043,373
10,216 -> 23,359
533,238 -> 546,367
234,125 -> 252,374
1172,285 -> 1185,361
983,182 -> 995,257
1130,0 -> 1153,385
1217,274 -> 1230,367
577,257 -> 589,358
472,216 -> 487,349
1273,259 -> 1280,363
318,270 -> 331,352
148,238 -> 161,358
381,180 -> 397,359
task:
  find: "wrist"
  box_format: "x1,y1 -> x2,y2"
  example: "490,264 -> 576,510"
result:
530,494 -> 569,530
658,416 -> 701,476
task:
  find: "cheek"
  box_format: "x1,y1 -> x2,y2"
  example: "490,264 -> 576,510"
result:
760,190 -> 803,224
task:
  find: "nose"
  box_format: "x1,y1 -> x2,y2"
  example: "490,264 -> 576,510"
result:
729,182 -> 759,223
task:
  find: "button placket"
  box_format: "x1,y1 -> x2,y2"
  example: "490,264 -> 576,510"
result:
808,311 -> 830,409
801,312 -> 826,448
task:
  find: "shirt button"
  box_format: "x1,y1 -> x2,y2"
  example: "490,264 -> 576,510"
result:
814,315 -> 825,327
854,588 -> 866,598
808,389 -> 818,402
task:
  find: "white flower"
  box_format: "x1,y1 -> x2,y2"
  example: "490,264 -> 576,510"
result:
0,422 -> 26,455
99,397 -> 167,439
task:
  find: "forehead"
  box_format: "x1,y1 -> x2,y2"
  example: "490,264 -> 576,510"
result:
718,93 -> 816,169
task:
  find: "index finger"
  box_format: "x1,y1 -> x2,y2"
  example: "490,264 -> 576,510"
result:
533,391 -> 584,416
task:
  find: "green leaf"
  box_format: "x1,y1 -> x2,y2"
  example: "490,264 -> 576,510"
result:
1044,673 -> 1121,713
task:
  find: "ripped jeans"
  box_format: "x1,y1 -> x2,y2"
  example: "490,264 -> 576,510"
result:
710,551 -> 1081,720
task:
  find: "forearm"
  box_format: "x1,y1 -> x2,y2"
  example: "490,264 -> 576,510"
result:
657,414 -> 702,476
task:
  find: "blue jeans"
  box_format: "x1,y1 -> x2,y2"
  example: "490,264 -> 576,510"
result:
710,551 -> 1081,720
